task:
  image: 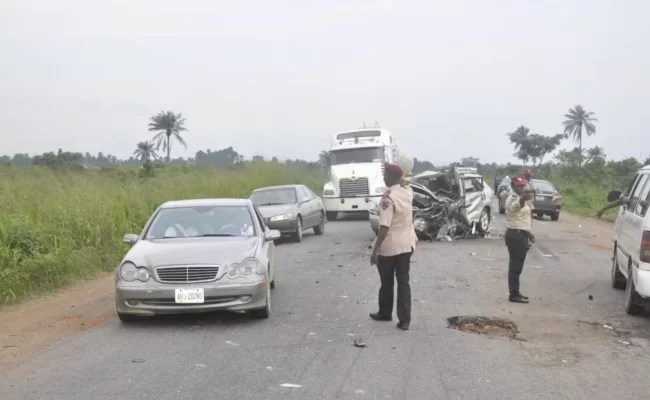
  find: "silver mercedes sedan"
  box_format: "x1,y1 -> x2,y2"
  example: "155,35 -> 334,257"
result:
115,198 -> 281,323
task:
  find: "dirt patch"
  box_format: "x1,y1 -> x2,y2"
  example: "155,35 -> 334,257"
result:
0,274 -> 115,372
447,316 -> 518,339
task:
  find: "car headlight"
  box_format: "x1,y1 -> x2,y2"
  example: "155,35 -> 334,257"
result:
270,212 -> 293,222
374,186 -> 387,194
323,189 -> 335,196
119,262 -> 150,282
227,258 -> 259,279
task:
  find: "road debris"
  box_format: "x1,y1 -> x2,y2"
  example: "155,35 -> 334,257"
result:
588,295 -> 593,300
131,358 -> 145,363
447,316 -> 518,339
353,339 -> 367,348
195,364 -> 207,368
280,383 -> 302,388
603,324 -> 614,330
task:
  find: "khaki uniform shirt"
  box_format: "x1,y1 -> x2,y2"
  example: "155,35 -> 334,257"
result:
378,184 -> 417,257
525,180 -> 535,210
506,193 -> 532,231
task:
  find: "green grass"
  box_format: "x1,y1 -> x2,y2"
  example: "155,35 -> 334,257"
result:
0,162 -> 325,305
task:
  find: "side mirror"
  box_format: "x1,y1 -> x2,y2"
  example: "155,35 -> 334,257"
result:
607,190 -> 622,203
265,230 -> 281,241
123,233 -> 139,245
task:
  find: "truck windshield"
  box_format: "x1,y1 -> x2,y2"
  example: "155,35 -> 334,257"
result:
330,147 -> 383,165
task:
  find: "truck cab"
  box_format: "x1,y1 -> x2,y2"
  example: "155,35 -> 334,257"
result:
322,128 -> 409,221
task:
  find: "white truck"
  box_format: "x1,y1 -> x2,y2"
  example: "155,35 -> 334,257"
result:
322,128 -> 413,221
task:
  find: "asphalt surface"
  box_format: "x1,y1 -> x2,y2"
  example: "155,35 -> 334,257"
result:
2,201 -> 650,400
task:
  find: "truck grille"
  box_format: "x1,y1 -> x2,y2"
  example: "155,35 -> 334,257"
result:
156,266 -> 220,283
339,178 -> 370,197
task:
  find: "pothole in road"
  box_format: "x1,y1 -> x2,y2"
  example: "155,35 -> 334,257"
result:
447,316 -> 518,339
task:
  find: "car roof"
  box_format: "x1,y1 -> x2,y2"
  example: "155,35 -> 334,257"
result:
251,185 -> 302,192
160,198 -> 252,209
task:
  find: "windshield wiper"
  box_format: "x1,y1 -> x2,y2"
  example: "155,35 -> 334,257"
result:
201,234 -> 235,237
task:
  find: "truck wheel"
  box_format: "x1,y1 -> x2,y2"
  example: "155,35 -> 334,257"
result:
611,249 -> 626,290
326,211 -> 338,221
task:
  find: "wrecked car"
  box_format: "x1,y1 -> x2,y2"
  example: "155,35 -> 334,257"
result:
369,166 -> 493,241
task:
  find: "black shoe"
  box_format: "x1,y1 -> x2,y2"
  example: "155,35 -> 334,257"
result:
518,293 -> 529,300
509,293 -> 529,303
397,322 -> 410,331
369,312 -> 392,321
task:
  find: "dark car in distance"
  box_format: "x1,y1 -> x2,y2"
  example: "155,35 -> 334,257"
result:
498,178 -> 562,221
248,185 -> 326,242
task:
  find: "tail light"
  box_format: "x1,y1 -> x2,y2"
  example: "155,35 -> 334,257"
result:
641,230 -> 650,263
552,193 -> 562,202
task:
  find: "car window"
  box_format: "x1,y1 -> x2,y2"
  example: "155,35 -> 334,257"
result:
297,187 -> 310,201
144,205 -> 256,239
303,187 -> 316,200
249,188 -> 298,206
639,183 -> 650,217
463,178 -> 482,194
632,174 -> 650,215
532,180 -> 556,193
625,174 -> 641,197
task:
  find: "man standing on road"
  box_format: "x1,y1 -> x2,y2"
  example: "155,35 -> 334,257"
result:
370,163 -> 417,331
505,176 -> 535,304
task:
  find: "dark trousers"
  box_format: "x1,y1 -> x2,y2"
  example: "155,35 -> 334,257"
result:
377,250 -> 413,323
505,228 -> 529,294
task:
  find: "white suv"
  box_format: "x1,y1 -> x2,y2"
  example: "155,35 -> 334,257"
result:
610,165 -> 650,314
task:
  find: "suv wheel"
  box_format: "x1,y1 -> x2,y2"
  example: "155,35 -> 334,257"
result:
611,249 -> 626,290
477,208 -> 490,233
625,264 -> 645,315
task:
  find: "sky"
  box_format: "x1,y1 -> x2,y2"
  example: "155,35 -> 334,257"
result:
1,0 -> 648,164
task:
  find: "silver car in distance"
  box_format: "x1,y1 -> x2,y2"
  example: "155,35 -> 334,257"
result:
115,198 -> 280,323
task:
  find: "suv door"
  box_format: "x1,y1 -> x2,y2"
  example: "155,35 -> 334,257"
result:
619,173 -> 649,275
462,177 -> 486,223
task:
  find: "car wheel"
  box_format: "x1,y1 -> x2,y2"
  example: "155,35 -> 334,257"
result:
293,218 -> 303,242
477,208 -> 490,233
248,284 -> 271,319
313,213 -> 325,235
117,312 -> 141,323
611,248 -> 626,290
550,214 -> 559,221
625,264 -> 645,315
326,211 -> 338,221
536,212 -> 544,219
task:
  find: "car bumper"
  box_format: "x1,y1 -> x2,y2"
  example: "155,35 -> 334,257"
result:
323,196 -> 380,213
634,265 -> 650,298
116,278 -> 269,316
533,201 -> 562,214
265,219 -> 299,234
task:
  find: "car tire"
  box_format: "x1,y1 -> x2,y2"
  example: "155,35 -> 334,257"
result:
477,208 -> 490,233
625,264 -> 645,315
326,211 -> 338,221
611,248 -> 626,290
248,284 -> 271,319
550,214 -> 559,221
293,217 -> 303,242
313,213 -> 325,235
536,212 -> 544,219
117,312 -> 141,323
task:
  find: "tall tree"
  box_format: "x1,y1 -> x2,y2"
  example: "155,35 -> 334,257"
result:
148,111 -> 188,164
508,125 -> 531,165
526,133 -> 565,166
133,141 -> 159,165
562,105 -> 597,166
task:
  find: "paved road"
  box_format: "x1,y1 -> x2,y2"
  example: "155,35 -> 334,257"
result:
1,203 -> 650,400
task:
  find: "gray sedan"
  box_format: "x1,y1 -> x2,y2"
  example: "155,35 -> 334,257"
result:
115,198 -> 280,322
248,184 -> 326,242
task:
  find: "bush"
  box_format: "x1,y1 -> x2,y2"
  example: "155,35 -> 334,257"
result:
0,162 -> 324,305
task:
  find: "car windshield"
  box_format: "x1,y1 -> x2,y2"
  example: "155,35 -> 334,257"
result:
533,180 -> 556,193
145,205 -> 256,239
330,147 -> 383,165
249,188 -> 297,206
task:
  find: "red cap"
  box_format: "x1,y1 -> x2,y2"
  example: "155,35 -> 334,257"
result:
384,163 -> 404,176
524,169 -> 532,174
512,175 -> 528,187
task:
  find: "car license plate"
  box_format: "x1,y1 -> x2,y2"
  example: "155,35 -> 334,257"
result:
175,288 -> 204,304
536,195 -> 548,202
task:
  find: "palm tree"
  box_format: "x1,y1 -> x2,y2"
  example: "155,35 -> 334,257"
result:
508,125 -> 531,165
148,111 -> 188,164
562,105 -> 597,166
133,141 -> 159,165
586,146 -> 606,165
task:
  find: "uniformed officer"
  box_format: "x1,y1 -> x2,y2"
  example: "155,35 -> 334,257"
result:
370,163 -> 417,331
505,175 -> 535,303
